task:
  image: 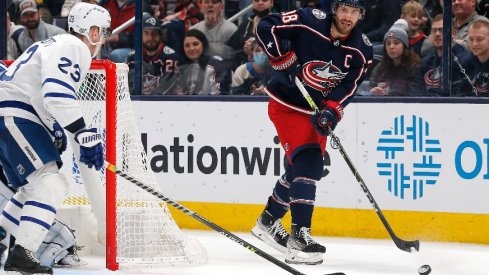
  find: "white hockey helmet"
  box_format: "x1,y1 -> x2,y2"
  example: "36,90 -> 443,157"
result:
68,3 -> 111,52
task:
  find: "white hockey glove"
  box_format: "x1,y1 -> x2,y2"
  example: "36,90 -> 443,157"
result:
74,128 -> 104,171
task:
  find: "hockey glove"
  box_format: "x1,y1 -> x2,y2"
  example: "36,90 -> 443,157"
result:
74,128 -> 104,171
269,51 -> 302,86
51,122 -> 67,154
311,101 -> 343,136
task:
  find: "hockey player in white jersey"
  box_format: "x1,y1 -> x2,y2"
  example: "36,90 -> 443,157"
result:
0,3 -> 111,274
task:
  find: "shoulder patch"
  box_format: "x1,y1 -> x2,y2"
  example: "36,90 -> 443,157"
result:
312,9 -> 326,20
212,55 -> 223,61
362,34 -> 372,47
163,46 -> 175,55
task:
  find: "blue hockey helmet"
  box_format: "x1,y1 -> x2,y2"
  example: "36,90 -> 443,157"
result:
332,0 -> 366,10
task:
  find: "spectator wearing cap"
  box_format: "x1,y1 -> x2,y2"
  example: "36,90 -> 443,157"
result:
100,0 -> 151,62
411,14 -> 469,97
12,0 -> 66,57
126,13 -> 180,95
368,25 -> 421,96
190,0 -> 237,61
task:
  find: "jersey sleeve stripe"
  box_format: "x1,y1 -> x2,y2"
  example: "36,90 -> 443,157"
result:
1,210 -> 20,226
25,201 -> 57,214
20,216 -> 51,230
42,78 -> 76,94
44,92 -> 77,100
10,197 -> 24,209
0,100 -> 38,116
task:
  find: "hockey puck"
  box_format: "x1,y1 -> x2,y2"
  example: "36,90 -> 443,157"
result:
418,264 -> 431,275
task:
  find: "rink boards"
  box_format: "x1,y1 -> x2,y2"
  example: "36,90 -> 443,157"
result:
132,99 -> 489,245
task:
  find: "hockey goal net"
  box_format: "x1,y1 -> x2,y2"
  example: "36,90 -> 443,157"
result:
57,60 -> 206,270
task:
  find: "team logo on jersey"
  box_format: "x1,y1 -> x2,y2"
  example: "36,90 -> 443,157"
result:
312,9 -> 326,20
142,73 -> 160,95
474,73 -> 489,94
302,61 -> 347,93
17,164 -> 25,175
362,34 -> 372,47
163,46 -> 175,55
424,68 -> 441,88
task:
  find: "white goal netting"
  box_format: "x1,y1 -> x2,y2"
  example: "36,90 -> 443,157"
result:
58,61 -> 206,269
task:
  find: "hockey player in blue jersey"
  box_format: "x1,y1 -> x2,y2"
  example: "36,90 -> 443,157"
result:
251,0 -> 373,265
0,3 -> 111,274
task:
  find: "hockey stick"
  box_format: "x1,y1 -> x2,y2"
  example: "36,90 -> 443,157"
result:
105,161 -> 344,275
294,77 -> 420,253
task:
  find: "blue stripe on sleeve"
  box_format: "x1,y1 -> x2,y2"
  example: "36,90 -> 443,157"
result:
24,201 -> 57,214
20,216 -> 51,230
2,211 -> 19,226
10,198 -> 24,209
42,78 -> 76,94
44,92 -> 77,100
0,100 -> 38,116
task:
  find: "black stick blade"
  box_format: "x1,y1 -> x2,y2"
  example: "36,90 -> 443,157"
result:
397,239 -> 420,252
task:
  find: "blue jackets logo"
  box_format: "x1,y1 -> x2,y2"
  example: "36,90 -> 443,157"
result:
376,115 -> 442,200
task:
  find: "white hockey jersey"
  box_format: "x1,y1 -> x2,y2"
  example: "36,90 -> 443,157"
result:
0,34 -> 91,131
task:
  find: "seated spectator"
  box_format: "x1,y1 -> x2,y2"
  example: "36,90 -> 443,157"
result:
231,38 -> 271,95
161,0 -> 203,58
6,12 -> 25,60
100,0 -> 151,62
458,18 -> 489,96
227,0 -> 274,70
411,14 -> 469,96
127,14 -> 179,95
190,0 -> 237,61
11,0 -> 66,58
453,0 -> 485,49
401,0 -> 428,57
369,25 -> 420,96
173,29 -> 230,95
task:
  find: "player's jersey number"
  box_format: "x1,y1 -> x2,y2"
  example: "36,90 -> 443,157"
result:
0,46 -> 81,84
0,45 -> 39,81
281,10 -> 299,24
58,57 -> 81,82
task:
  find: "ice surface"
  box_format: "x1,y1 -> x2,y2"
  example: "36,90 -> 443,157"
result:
19,230 -> 489,275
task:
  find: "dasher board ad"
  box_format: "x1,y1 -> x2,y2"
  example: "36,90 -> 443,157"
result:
133,101 -> 489,215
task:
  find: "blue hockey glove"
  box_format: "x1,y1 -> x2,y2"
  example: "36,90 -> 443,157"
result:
311,101 -> 343,136
51,122 -> 67,154
269,51 -> 302,86
74,128 -> 104,171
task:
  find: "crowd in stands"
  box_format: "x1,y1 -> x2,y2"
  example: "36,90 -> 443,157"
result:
4,0 -> 489,96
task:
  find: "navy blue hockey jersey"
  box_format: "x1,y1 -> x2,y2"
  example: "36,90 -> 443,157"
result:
256,8 -> 373,111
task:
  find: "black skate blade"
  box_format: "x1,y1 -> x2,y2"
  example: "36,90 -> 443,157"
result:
324,273 -> 346,275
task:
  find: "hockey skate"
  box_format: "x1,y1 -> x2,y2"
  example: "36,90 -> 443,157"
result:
285,224 -> 326,265
251,210 -> 289,253
4,244 -> 53,274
